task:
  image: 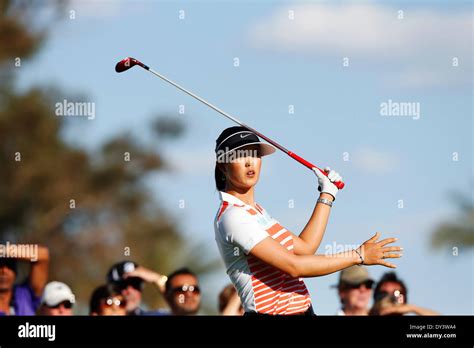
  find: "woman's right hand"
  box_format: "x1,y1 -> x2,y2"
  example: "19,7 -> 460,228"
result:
357,232 -> 403,268
312,167 -> 342,200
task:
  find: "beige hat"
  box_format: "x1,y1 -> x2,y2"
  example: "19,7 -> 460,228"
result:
334,266 -> 374,288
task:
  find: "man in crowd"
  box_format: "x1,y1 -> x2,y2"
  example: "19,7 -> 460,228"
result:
0,244 -> 49,315
335,265 -> 374,316
37,281 -> 75,316
106,260 -> 168,315
164,267 -> 201,315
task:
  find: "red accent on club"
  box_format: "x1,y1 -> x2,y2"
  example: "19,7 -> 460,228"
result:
243,123 -> 345,189
288,152 -> 345,189
115,57 -> 148,73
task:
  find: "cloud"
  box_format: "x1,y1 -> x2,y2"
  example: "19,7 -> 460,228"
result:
249,4 -> 472,88
353,147 -> 399,174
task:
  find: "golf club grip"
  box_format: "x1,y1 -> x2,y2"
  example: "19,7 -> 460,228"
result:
288,152 -> 345,190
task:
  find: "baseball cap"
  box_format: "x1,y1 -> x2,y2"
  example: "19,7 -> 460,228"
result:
41,281 -> 75,307
215,126 -> 275,162
334,266 -> 374,288
107,260 -> 140,282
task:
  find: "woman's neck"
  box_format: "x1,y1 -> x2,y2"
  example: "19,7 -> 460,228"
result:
226,187 -> 255,207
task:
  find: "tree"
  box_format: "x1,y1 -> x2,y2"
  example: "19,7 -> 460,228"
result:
0,0 -> 221,313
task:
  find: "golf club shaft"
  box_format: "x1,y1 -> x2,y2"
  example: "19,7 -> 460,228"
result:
143,65 -> 345,189
147,69 -> 289,150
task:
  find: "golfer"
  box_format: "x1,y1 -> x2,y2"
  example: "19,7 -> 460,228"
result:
213,126 -> 402,315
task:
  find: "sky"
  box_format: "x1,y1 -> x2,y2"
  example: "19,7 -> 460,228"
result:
16,0 -> 473,314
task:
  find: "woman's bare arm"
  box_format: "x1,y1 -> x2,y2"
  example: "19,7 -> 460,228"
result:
291,167 -> 342,255
292,192 -> 334,255
251,232 -> 402,278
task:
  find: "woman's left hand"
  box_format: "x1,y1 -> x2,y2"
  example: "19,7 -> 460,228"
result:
357,232 -> 403,268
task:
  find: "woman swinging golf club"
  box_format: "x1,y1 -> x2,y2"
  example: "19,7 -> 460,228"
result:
214,127 -> 403,315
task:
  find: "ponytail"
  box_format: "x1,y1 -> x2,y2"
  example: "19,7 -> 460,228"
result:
215,163 -> 226,191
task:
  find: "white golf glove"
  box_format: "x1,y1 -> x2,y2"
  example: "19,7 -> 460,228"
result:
312,167 -> 342,200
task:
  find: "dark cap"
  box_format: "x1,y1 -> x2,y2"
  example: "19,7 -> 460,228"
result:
107,260 -> 139,283
215,126 -> 275,162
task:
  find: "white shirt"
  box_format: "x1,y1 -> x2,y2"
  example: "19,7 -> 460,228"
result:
214,191 -> 311,314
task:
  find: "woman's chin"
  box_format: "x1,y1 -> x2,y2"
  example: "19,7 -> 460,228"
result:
244,176 -> 259,187
234,178 -> 258,190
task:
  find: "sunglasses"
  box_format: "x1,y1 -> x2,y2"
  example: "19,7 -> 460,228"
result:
104,297 -> 127,308
171,284 -> 200,295
345,280 -> 374,290
117,278 -> 144,291
375,290 -> 405,304
47,301 -> 73,309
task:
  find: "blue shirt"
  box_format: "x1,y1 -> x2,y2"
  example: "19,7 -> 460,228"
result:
0,281 -> 41,316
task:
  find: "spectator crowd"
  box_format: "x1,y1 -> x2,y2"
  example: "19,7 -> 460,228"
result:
0,244 -> 437,316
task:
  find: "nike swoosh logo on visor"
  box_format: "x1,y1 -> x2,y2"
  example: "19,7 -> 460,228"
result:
240,133 -> 252,138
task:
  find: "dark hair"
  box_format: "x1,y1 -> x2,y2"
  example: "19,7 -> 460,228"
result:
215,163 -> 226,191
0,258 -> 17,275
215,127 -> 235,191
374,272 -> 408,303
89,283 -> 121,315
165,267 -> 198,294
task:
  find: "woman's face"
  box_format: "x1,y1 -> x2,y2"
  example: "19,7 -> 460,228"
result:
99,295 -> 127,316
222,145 -> 262,191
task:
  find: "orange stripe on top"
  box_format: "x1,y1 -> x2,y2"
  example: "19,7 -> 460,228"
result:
266,223 -> 285,236
246,215 -> 311,315
217,201 -> 229,221
247,208 -> 258,215
218,197 -> 311,315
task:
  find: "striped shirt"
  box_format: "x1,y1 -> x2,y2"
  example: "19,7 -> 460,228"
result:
214,191 -> 311,315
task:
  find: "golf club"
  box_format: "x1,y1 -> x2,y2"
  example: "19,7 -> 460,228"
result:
115,57 -> 345,189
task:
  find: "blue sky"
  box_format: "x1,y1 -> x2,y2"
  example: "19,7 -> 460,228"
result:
17,0 -> 472,314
